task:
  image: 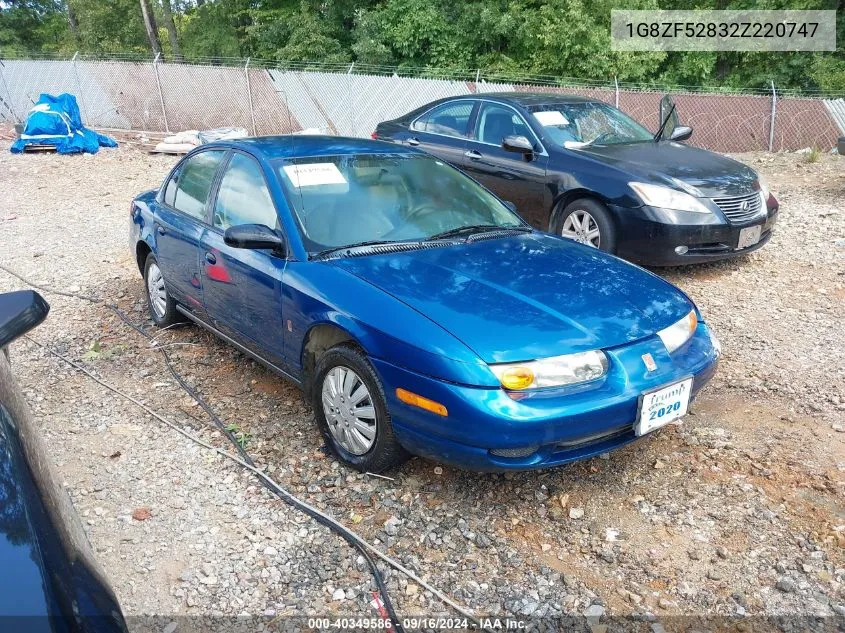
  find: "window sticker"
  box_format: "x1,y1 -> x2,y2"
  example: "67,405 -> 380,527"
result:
283,162 -> 348,187
534,111 -> 569,126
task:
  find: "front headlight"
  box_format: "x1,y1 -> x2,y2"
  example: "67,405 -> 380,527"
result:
657,310 -> 698,354
629,182 -> 713,214
490,350 -> 608,390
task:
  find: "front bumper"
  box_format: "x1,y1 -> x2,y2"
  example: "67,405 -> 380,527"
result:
612,201 -> 779,267
372,323 -> 719,471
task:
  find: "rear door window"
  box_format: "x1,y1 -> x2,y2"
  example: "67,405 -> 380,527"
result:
411,102 -> 474,138
171,150 -> 226,221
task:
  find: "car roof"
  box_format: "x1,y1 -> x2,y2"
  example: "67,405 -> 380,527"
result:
474,92 -> 598,107
210,135 -> 418,160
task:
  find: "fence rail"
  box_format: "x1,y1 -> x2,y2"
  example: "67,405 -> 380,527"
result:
1,55 -> 843,153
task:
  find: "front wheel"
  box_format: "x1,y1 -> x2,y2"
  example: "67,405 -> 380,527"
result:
313,345 -> 409,473
556,198 -> 617,254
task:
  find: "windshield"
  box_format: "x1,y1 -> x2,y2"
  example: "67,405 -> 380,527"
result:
276,154 -> 525,253
530,102 -> 653,147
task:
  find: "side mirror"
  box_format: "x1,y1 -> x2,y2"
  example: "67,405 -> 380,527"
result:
502,135 -> 534,155
658,94 -> 680,141
0,290 -> 50,349
669,126 -> 693,142
224,224 -> 286,253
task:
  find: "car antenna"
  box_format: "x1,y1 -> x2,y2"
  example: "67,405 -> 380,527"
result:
281,87 -> 307,224
654,103 -> 676,142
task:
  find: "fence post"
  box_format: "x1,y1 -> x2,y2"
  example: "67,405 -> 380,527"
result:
244,57 -> 256,136
70,51 -> 90,124
152,52 -> 169,133
768,80 -> 777,152
347,62 -> 355,137
0,59 -> 17,124
614,76 -> 619,108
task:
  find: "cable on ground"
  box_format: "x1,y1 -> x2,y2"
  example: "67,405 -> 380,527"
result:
0,262 -> 483,629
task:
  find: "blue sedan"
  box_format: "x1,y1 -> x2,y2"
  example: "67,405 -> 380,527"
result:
129,136 -> 720,472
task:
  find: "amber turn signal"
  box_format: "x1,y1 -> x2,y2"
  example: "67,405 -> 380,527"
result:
396,388 -> 448,417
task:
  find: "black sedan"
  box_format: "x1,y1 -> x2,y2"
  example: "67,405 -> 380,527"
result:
374,93 -> 779,266
0,290 -> 127,632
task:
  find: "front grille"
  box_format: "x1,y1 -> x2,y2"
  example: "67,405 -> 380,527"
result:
489,445 -> 540,458
711,191 -> 763,224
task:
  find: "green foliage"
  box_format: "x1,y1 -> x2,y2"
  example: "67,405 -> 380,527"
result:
0,0 -> 73,53
225,422 -> 252,449
70,0 -> 149,54
273,3 -> 349,64
0,0 -> 842,94
179,1 -> 243,59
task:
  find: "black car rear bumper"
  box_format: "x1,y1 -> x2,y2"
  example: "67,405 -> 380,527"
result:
611,204 -> 779,267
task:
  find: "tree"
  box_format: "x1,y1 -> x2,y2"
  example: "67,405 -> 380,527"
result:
139,0 -> 161,56
159,0 -> 181,60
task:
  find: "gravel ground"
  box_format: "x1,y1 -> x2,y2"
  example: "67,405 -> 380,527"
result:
0,137 -> 843,629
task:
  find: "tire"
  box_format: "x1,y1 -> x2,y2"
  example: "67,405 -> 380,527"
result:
555,198 -> 617,254
143,253 -> 181,327
312,345 -> 409,473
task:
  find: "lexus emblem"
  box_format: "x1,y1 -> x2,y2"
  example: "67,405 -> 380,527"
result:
642,353 -> 657,371
740,200 -> 750,212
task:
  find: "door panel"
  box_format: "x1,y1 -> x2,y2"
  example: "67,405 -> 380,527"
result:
404,101 -> 475,166
199,229 -> 288,367
200,152 -> 289,368
154,149 -> 226,317
462,103 -> 550,229
154,205 -> 207,316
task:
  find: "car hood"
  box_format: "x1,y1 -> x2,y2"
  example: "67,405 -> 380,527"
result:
331,233 -> 693,364
576,141 -> 758,196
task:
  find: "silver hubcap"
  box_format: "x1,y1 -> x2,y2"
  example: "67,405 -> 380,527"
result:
561,210 -> 601,247
146,262 -> 167,318
321,366 -> 377,455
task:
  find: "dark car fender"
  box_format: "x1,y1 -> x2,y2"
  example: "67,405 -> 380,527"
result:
0,343 -> 127,630
544,153 -> 643,232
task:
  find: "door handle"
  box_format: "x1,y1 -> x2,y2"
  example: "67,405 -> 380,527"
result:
156,225 -> 166,235
407,137 -> 420,146
464,149 -> 482,160
205,252 -> 217,265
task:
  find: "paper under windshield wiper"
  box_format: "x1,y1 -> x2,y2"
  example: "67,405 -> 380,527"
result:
429,224 -> 529,241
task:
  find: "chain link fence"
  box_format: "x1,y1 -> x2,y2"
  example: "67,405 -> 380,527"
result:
1,53 -> 842,153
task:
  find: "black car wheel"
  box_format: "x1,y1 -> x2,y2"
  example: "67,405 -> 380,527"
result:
557,198 -> 617,253
313,345 -> 409,473
143,253 -> 181,327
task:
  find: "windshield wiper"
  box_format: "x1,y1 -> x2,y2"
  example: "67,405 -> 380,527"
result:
429,224 -> 530,241
312,239 -> 413,260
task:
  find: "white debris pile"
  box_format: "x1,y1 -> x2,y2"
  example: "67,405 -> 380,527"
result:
154,127 -> 249,153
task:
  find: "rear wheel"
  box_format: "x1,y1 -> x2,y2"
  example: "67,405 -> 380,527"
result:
313,345 -> 408,473
143,254 -> 181,327
556,198 -> 617,254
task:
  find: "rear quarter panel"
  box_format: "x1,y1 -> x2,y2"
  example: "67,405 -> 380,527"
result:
130,188 -> 160,270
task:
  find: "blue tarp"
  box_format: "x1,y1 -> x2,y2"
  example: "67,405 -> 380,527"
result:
11,93 -> 117,155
